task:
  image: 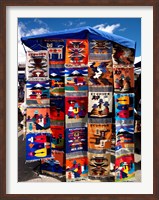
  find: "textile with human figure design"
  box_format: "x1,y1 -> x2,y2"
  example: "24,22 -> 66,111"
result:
65,96 -> 88,127
88,91 -> 112,118
115,153 -> 135,182
66,156 -> 88,182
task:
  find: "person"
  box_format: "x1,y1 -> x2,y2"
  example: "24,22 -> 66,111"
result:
19,102 -> 27,140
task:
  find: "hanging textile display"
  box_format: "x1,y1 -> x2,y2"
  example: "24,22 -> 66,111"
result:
22,26 -> 137,182
40,39 -> 66,176
25,50 -> 52,163
65,39 -> 89,182
113,42 -> 135,182
114,94 -> 135,181
87,40 -> 113,180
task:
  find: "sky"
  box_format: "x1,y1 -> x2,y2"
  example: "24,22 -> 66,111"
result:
18,18 -> 141,64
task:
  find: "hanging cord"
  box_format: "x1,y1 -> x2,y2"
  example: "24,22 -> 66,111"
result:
22,42 -> 27,53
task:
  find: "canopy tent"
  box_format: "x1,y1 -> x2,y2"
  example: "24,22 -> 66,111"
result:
21,26 -> 136,51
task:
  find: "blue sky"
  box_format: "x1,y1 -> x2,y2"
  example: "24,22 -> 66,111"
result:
18,18 -> 141,63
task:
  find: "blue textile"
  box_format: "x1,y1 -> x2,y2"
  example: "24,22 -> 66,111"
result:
21,26 -> 136,50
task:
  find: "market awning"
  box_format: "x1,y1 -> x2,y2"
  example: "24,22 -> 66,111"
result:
21,26 -> 136,51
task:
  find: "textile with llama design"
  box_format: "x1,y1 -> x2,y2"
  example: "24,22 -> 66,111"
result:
44,39 -> 66,65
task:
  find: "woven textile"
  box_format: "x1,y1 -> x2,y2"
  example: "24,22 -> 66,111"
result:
88,61 -> 113,87
88,123 -> 112,152
26,51 -> 49,81
88,152 -> 111,178
26,133 -> 51,161
115,153 -> 135,181
112,43 -> 135,65
66,127 -> 87,154
89,40 -> 112,61
40,40 -> 66,175
113,67 -> 134,93
26,107 -> 51,133
41,150 -> 65,175
45,39 -> 66,65
114,93 -> 135,120
66,156 -> 88,181
65,39 -> 88,67
26,80 -> 50,107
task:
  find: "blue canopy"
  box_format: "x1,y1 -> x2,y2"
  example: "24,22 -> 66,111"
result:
21,26 -> 136,50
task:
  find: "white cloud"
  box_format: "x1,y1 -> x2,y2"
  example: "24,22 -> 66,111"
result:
64,21 -> 73,27
77,21 -> 86,27
33,18 -> 49,29
119,27 -> 127,32
93,23 -> 120,33
135,56 -> 141,64
18,22 -> 50,64
25,28 -> 49,36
